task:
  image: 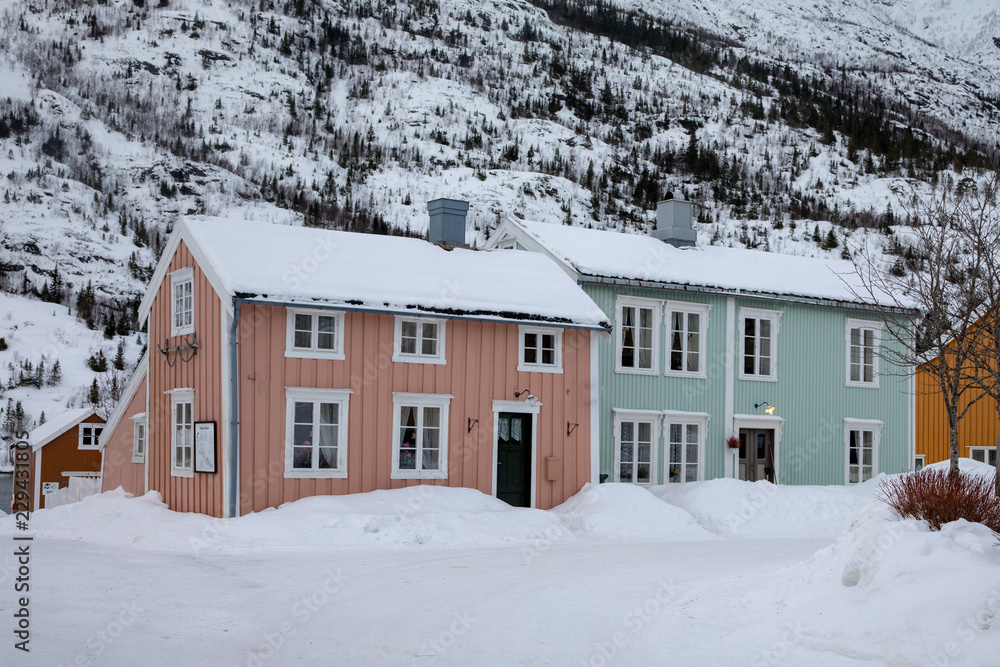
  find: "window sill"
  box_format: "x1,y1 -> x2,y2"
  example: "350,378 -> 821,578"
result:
614,366 -> 659,376
285,349 -> 346,361
738,374 -> 778,383
517,364 -> 563,374
846,381 -> 880,389
392,354 -> 447,366
171,468 -> 194,478
171,326 -> 195,338
131,456 -> 145,464
664,370 -> 707,379
284,470 -> 348,479
391,471 -> 448,480
78,445 -> 101,451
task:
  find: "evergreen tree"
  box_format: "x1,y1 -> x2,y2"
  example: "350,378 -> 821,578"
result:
48,360 -> 62,386
104,313 -> 116,339
113,340 -> 126,370
38,411 -> 45,426
33,361 -> 44,389
88,378 -> 100,405
87,350 -> 108,372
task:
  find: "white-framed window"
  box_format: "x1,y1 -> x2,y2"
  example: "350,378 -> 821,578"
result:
739,308 -> 780,381
78,423 -> 104,450
285,308 -> 346,360
846,319 -> 881,387
517,326 -> 563,373
131,413 -> 146,463
170,389 -> 194,477
391,393 -> 451,479
284,388 -> 351,478
392,317 -> 446,365
616,296 -> 659,374
664,413 -> 707,483
914,454 -> 925,472
496,239 -> 517,250
666,301 -> 710,377
614,413 -> 657,484
170,267 -> 195,337
845,419 -> 882,484
968,447 -> 997,467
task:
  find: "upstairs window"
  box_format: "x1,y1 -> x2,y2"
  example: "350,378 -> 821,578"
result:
393,317 -> 446,365
846,319 -> 881,387
170,267 -> 194,337
740,309 -> 780,380
616,297 -> 659,374
79,424 -> 104,450
666,302 -> 710,377
518,327 -> 562,373
286,309 -> 345,360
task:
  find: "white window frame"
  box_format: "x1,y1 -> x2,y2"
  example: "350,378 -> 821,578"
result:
914,454 -> 925,472
392,316 -> 446,365
131,413 -> 146,463
664,301 -> 710,378
285,308 -> 346,360
284,388 -> 351,478
391,392 -> 452,479
613,411 -> 660,485
739,308 -> 780,381
517,326 -> 563,373
496,239 -> 517,250
845,318 -> 881,388
78,423 -> 104,451
170,267 -> 195,337
169,388 -> 195,478
844,418 -> 882,484
615,296 -> 661,375
663,411 -> 709,484
968,446 -> 997,467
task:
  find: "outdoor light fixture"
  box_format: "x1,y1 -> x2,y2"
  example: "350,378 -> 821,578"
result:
754,402 -> 776,415
514,388 -> 539,407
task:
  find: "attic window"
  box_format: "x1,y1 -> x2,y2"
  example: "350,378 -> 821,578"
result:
170,267 -> 195,337
78,424 -> 104,450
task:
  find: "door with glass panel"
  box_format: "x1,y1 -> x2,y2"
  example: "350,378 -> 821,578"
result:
739,429 -> 775,482
496,413 -> 532,507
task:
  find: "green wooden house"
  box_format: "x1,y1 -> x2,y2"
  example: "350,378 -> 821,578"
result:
486,201 -> 917,487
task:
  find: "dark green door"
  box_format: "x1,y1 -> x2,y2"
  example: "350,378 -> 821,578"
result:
496,413 -> 532,507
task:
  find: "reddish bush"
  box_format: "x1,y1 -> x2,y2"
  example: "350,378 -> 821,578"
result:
878,469 -> 1000,534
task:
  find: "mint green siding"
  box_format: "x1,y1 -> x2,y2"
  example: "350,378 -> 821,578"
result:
586,284 -> 912,486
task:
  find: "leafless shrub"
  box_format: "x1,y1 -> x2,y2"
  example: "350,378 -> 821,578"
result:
878,469 -> 1000,534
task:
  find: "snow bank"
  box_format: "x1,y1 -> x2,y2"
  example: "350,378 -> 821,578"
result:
551,482 -> 712,540
734,501 -> 1000,664
650,477 -> 874,537
924,457 -> 998,478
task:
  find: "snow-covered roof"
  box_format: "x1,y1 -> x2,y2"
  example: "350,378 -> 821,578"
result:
164,217 -> 609,329
506,220 -> 904,309
29,408 -> 99,451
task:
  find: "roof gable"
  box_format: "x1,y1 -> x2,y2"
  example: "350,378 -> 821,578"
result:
99,352 -> 148,450
29,409 -> 101,451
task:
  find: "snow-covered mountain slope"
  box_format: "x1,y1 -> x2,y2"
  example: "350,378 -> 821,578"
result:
0,0 -> 996,431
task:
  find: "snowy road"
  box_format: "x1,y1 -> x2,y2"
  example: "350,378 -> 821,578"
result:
13,538 -> 829,666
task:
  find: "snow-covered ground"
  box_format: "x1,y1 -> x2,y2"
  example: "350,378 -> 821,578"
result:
1,460 -> 998,665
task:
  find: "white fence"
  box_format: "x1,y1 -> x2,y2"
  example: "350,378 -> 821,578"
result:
46,475 -> 102,509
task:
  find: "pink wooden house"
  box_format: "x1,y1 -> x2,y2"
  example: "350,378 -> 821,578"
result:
100,200 -> 610,517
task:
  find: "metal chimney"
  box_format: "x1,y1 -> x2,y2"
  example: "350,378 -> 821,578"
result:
652,198 -> 696,247
427,198 -> 470,248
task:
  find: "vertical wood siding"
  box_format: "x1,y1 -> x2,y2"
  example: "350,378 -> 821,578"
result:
35,414 -> 105,509
100,372 -> 148,496
148,240 -> 225,516
236,304 -> 591,514
916,367 -> 999,464
587,285 -> 912,486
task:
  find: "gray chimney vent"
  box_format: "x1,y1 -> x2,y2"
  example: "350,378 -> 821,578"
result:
652,198 -> 696,247
427,198 -> 470,248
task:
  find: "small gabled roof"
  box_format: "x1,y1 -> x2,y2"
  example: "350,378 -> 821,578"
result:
140,217 -> 610,331
99,352 -> 148,451
29,408 -> 101,451
490,218 -> 909,311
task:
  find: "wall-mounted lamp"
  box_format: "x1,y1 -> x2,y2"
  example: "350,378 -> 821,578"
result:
754,401 -> 776,415
567,422 -> 579,437
467,418 -> 479,433
514,388 -> 538,407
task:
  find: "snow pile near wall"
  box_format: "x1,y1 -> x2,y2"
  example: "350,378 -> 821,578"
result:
552,482 -> 712,540
924,457 -> 998,478
730,500 -> 1000,664
650,477 -> 874,538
